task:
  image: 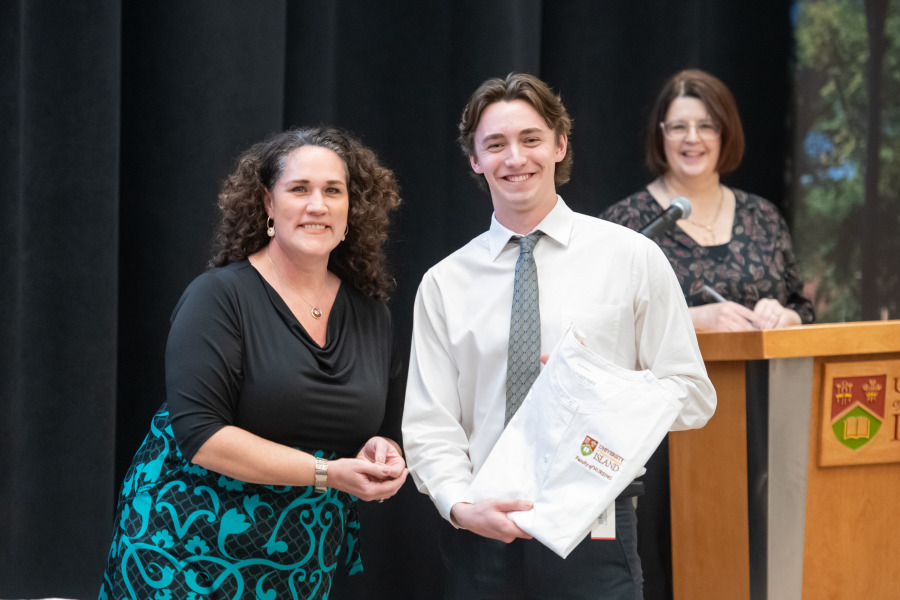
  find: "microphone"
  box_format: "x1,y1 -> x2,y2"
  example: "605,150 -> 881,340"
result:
640,196 -> 691,239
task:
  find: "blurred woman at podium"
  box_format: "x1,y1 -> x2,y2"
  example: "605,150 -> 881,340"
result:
601,69 -> 815,600
603,69 -> 814,332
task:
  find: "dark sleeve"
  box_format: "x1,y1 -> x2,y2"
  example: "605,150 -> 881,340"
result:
775,213 -> 816,324
376,316 -> 406,447
165,270 -> 244,460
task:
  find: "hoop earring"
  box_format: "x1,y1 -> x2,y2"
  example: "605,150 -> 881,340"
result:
266,217 -> 275,237
342,225 -> 349,242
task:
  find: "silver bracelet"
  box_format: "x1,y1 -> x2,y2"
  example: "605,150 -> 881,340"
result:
314,457 -> 329,493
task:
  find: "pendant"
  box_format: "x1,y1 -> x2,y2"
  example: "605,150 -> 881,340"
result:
311,307 -> 323,319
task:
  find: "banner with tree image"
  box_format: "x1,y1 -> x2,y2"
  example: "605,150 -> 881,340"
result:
793,0 -> 899,322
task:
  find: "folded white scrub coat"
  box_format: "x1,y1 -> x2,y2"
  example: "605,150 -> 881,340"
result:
470,326 -> 682,558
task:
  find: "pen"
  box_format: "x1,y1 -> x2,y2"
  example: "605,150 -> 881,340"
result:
702,284 -> 727,303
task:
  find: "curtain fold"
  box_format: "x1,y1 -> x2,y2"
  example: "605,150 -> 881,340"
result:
1,2 -> 122,598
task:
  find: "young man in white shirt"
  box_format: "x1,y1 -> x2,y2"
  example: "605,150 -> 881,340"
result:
402,73 -> 716,599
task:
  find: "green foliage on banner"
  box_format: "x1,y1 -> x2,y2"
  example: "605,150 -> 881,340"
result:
794,0 -> 900,321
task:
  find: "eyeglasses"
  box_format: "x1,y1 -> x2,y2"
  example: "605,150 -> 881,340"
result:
659,120 -> 720,141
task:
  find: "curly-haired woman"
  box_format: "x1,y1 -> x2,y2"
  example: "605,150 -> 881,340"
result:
100,127 -> 406,599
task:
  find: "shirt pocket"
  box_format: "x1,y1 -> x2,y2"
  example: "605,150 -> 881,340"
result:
560,304 -> 622,363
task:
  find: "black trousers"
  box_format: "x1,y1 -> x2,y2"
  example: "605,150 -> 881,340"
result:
440,496 -> 643,600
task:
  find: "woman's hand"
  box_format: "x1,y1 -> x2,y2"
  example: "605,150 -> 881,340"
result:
191,428 -> 406,501
321,436 -> 407,502
357,436 -> 405,473
752,298 -> 801,330
690,301 -> 760,332
328,450 -> 408,502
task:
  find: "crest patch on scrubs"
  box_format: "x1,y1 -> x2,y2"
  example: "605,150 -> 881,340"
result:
575,438 -> 624,481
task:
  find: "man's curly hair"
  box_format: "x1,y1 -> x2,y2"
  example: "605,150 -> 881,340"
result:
210,127 -> 401,301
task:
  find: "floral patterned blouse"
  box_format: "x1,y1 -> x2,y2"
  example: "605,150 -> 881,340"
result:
601,188 -> 815,323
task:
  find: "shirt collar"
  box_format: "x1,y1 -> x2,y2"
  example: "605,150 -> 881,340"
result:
487,196 -> 574,260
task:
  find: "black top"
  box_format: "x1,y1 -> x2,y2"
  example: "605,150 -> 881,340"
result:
165,259 -> 404,460
601,188 -> 815,324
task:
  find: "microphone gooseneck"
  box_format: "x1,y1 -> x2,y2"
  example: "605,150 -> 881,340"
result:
640,196 -> 692,239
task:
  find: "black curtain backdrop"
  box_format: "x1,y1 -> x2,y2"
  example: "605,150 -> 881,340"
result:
1,1 -> 792,598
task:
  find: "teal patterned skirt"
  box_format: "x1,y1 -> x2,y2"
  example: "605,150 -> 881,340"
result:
99,405 -> 362,600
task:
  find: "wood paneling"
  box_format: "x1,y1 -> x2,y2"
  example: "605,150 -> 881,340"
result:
670,361 -> 750,600
697,320 -> 900,361
671,323 -> 900,600
801,354 -> 900,599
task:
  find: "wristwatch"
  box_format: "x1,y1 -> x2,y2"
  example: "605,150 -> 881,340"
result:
314,457 -> 329,493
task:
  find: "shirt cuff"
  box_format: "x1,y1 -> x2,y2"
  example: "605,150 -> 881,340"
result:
435,483 -> 475,526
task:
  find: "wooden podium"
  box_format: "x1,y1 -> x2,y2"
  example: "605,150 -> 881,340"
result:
669,321 -> 900,600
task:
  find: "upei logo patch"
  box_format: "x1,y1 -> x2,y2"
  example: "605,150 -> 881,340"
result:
831,375 -> 886,450
581,435 -> 598,456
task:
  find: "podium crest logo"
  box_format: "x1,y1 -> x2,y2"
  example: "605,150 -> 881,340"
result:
581,435 -> 598,456
830,375 -> 886,450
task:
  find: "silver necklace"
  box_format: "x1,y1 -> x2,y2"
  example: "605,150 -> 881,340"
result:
266,248 -> 324,319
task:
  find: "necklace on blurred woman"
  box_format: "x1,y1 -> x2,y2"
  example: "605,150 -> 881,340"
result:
660,177 -> 725,245
267,247 -> 324,319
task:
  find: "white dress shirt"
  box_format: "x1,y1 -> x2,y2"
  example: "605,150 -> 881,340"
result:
402,198 -> 716,522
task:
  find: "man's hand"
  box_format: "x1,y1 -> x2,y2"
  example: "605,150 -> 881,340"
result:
450,499 -> 534,543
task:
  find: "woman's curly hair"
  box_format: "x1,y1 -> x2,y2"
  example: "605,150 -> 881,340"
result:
210,127 -> 401,301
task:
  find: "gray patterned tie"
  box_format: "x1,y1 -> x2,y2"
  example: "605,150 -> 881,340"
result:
505,231 -> 544,425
